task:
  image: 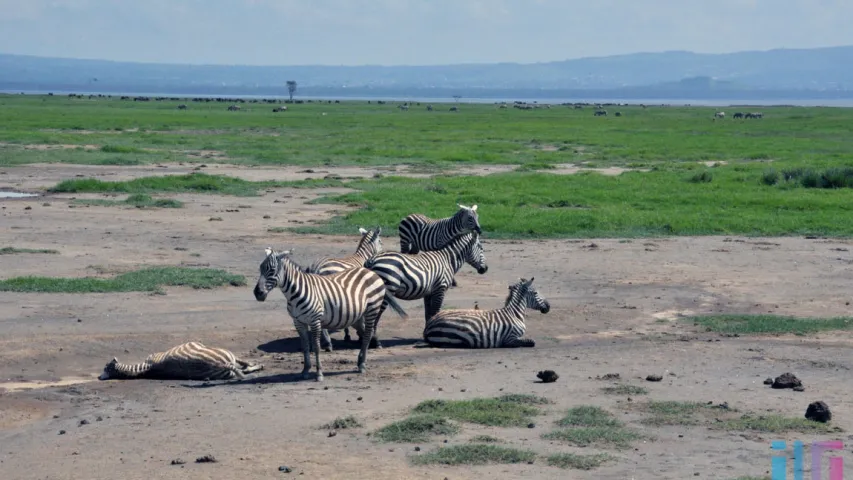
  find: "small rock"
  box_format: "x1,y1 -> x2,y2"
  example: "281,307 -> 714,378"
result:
278,465 -> 292,473
793,385 -> 806,392
357,396 -> 363,401
96,416 -> 103,422
460,388 -> 467,392
646,374 -> 663,382
78,419 -> 89,426
170,459 -> 186,465
195,455 -> 217,463
263,215 -> 271,219
537,370 -> 559,383
414,446 -> 421,452
763,378 -> 774,385
77,319 -> 82,323
527,423 -> 536,429
58,430 -> 66,435
328,430 -> 337,437
772,372 -> 802,389
209,217 -> 223,222
24,206 -> 32,210
598,373 -> 620,380
805,401 -> 831,423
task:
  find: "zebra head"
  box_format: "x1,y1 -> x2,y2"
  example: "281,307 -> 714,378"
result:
507,277 -> 550,314
462,232 -> 488,275
99,357 -> 120,380
253,247 -> 291,301
356,226 -> 383,256
456,204 -> 482,234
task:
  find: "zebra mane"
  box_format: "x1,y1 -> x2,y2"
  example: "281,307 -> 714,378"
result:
354,226 -> 381,251
504,278 -> 532,307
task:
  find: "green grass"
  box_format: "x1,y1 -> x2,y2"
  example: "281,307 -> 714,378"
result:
468,435 -> 501,443
638,400 -> 714,426
688,314 -> 853,335
0,247 -> 59,255
50,173 -> 343,197
719,415 -> 838,433
0,267 -> 246,293
372,414 -> 460,443
545,406 -> 642,449
546,452 -> 614,470
601,384 -> 649,396
411,394 -> 547,427
73,193 -> 183,208
411,444 -> 536,466
322,415 -> 362,430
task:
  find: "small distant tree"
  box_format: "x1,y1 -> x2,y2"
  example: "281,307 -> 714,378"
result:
286,80 -> 297,101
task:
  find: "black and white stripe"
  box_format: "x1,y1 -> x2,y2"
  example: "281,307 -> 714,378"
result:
304,227 -> 384,349
98,341 -> 264,381
423,277 -> 550,348
363,232 -> 488,323
398,204 -> 481,255
254,247 -> 407,381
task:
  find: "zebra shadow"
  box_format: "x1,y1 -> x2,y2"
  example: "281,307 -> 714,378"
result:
179,370 -> 354,388
256,336 -> 421,354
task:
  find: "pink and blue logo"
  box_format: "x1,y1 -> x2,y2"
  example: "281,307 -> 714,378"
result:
771,440 -> 844,480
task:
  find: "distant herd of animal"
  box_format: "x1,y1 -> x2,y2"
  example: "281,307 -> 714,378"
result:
99,205 -> 551,383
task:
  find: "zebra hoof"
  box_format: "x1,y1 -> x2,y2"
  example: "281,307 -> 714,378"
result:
357,364 -> 367,374
323,346 -> 332,353
301,371 -> 312,380
316,373 -> 324,382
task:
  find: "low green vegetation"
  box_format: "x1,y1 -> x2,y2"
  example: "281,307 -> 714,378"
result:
762,166 -> 853,189
411,394 -> 548,427
688,314 -> 853,335
544,406 -> 643,449
322,415 -> 362,430
50,173 -> 343,197
0,247 -> 59,255
601,384 -> 649,396
639,401 -> 713,426
412,444 -> 536,466
0,267 -> 246,293
719,415 -> 837,434
372,414 -> 459,443
468,435 -> 501,443
546,452 -> 614,470
73,193 -> 183,208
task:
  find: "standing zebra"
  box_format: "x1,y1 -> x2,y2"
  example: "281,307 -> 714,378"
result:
98,341 -> 264,381
364,231 -> 488,323
398,204 -> 482,287
423,277 -> 550,349
304,226 -> 384,349
253,247 -> 407,381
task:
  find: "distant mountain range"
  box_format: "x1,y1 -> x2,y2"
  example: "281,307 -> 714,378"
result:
1,46 -> 852,100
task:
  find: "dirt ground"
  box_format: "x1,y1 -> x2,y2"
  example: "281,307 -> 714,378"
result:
1,163 -> 852,480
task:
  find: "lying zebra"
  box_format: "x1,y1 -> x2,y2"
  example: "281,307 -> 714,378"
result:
98,341 -> 263,381
303,226 -> 384,350
365,231 -> 488,323
254,247 -> 407,381
423,277 -> 550,348
398,204 -> 482,287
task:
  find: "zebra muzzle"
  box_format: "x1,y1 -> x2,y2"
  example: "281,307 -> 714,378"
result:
477,266 -> 488,274
253,284 -> 268,301
540,303 -> 551,314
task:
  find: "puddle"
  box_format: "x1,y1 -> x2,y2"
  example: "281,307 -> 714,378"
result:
0,376 -> 97,392
0,191 -> 39,199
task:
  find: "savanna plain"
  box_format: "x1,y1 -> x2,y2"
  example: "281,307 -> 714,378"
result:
2,95 -> 853,480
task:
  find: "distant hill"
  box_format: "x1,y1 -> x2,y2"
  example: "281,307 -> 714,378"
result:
1,46 -> 852,99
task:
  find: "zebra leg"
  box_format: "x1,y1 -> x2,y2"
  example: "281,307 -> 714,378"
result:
310,320 -> 324,382
451,278 -> 459,288
343,327 -> 352,342
423,288 -> 447,323
296,324 -> 312,379
503,337 -> 536,348
357,312 -> 378,374
321,328 -> 333,353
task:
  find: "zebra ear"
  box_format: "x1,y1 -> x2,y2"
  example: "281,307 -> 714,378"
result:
376,226 -> 382,234
264,247 -> 273,256
471,204 -> 478,211
529,277 -> 535,284
458,203 -> 468,210
358,227 -> 368,235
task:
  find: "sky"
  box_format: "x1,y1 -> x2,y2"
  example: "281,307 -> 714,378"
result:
1,0 -> 852,66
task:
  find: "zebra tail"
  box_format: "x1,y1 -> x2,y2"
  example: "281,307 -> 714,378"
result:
384,291 -> 408,318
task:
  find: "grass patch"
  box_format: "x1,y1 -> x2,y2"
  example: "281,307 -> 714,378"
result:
546,405 -> 642,449
687,314 -> 853,335
100,144 -> 145,154
468,435 -> 501,443
372,414 -> 459,443
543,426 -> 643,449
0,267 -> 245,293
411,394 -> 547,427
639,400 -> 711,426
601,384 -> 649,396
74,193 -> 183,209
411,444 -> 535,466
0,247 -> 59,255
50,173 -> 344,197
322,415 -> 362,430
719,415 -> 837,433
546,452 -> 614,470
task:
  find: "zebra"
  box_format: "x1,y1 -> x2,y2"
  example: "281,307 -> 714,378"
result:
304,226 -> 384,349
363,231 -> 488,323
398,204 -> 482,288
422,277 -> 550,349
253,247 -> 407,381
98,341 -> 263,381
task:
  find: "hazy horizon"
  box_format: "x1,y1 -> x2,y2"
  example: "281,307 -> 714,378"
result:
2,0 -> 853,67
